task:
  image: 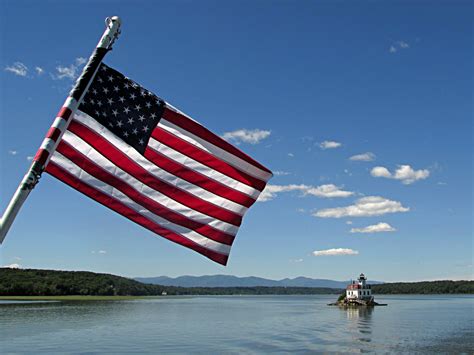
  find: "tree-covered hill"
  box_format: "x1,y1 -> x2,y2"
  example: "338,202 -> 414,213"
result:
1,268 -> 472,296
0,268 -> 340,296
373,280 -> 474,294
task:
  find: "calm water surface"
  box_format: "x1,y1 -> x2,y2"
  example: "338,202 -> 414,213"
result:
1,295 -> 473,353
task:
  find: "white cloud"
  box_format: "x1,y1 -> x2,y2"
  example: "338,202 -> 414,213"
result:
274,171 -> 291,176
222,129 -> 271,145
3,263 -> 21,269
350,222 -> 396,234
371,165 -> 430,184
346,220 -> 353,225
390,40 -> 410,54
26,156 -> 34,161
371,166 -> 392,178
313,196 -> 409,218
5,62 -> 28,76
398,41 -> 409,48
53,57 -> 87,80
8,150 -> 18,156
312,248 -> 358,256
349,152 -> 376,162
287,153 -> 294,157
289,258 -> 304,263
306,184 -> 354,198
258,183 -> 353,202
319,140 -> 341,149
98,250 -> 107,254
35,66 -> 44,75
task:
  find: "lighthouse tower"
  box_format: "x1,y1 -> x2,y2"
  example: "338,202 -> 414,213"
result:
346,273 -> 373,302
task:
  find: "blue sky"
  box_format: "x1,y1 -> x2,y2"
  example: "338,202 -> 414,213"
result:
0,1 -> 472,282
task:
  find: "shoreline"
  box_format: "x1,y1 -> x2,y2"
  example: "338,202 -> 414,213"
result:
1,293 -> 473,302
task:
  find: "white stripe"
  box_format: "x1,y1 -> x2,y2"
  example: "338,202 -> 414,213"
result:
147,137 -> 260,200
39,138 -> 56,153
59,129 -> 239,235
158,119 -> 272,182
72,110 -> 248,215
50,152 -> 231,255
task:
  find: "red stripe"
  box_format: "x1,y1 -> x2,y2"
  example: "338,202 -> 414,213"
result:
56,140 -> 235,246
33,149 -> 49,166
151,127 -> 266,191
58,107 -> 72,120
163,107 -> 272,175
46,127 -> 61,142
144,147 -> 255,208
45,162 -> 229,265
68,120 -> 242,226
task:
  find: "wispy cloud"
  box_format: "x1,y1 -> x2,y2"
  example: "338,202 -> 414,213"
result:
389,40 -> 410,53
349,152 -> 376,162
53,57 -> 87,80
287,153 -> 294,157
8,150 -> 18,156
26,156 -> 34,161
313,248 -> 358,256
91,250 -> 107,254
350,222 -> 396,234
5,62 -> 28,77
319,140 -> 341,150
222,129 -> 271,145
35,66 -> 44,75
313,196 -> 409,218
289,258 -> 304,263
258,183 -> 354,202
274,171 -> 291,176
371,164 -> 430,184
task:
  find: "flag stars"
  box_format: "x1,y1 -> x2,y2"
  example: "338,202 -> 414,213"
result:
127,117 -> 135,125
96,101 -> 103,107
123,131 -> 129,137
145,102 -> 152,108
97,77 -> 104,83
103,87 -> 109,94
130,93 -> 136,100
132,128 -> 138,135
139,138 -> 144,145
142,125 -> 149,132
108,75 -> 114,82
113,86 -> 120,92
92,88 -> 98,95
124,82 -> 130,89
112,109 -> 119,116
150,112 -> 157,119
123,107 -> 130,114
107,98 -> 114,105
119,96 -> 125,103
135,104 -> 142,111
138,115 -> 146,122
117,121 -> 123,127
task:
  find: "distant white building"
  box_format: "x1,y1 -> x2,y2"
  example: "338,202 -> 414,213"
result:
346,273 -> 373,301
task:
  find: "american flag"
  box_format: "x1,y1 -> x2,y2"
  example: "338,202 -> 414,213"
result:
45,63 -> 272,265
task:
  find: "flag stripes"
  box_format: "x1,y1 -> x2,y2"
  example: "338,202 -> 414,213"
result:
47,106 -> 271,264
45,160 -> 231,265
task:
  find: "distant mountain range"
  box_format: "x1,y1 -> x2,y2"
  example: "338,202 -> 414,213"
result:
134,275 -> 384,288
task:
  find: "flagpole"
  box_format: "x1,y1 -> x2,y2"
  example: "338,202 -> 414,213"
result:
0,16 -> 122,244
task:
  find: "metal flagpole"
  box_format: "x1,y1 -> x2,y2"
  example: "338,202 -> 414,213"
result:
0,16 -> 122,244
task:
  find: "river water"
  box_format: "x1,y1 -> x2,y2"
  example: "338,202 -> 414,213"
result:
1,295 -> 472,353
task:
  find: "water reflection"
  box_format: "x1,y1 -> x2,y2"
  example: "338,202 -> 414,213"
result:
343,307 -> 374,349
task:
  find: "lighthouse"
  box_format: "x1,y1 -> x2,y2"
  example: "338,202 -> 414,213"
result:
346,273 -> 373,303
